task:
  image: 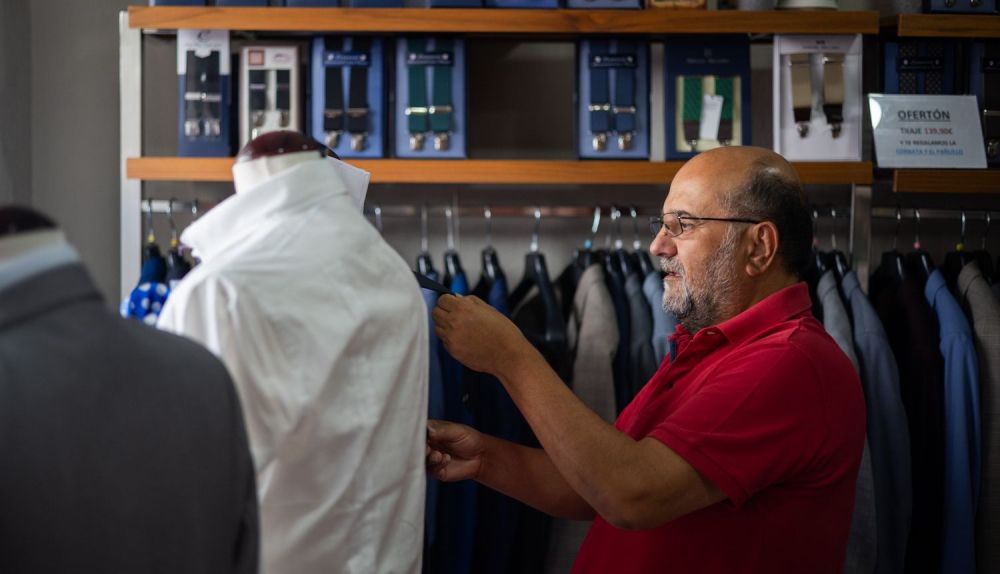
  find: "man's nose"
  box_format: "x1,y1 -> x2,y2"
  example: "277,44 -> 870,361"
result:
649,229 -> 677,260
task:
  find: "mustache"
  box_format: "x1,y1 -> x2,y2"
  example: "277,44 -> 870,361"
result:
660,257 -> 683,276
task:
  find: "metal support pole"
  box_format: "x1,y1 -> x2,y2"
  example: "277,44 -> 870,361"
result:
119,10 -> 142,300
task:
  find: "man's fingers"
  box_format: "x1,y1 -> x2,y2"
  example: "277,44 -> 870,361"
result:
427,419 -> 466,443
436,294 -> 460,311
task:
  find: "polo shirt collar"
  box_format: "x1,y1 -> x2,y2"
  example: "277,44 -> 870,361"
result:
715,282 -> 812,346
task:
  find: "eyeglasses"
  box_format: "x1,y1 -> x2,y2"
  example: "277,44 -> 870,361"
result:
649,213 -> 762,238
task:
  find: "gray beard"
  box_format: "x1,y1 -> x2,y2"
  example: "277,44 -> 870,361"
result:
661,228 -> 740,333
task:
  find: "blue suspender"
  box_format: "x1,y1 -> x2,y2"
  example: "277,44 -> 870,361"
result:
613,40 -> 637,151
589,40 -> 611,152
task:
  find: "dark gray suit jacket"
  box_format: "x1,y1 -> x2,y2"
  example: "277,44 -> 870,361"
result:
0,264 -> 258,573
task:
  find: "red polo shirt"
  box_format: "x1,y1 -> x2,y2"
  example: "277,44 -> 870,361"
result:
572,282 -> 866,573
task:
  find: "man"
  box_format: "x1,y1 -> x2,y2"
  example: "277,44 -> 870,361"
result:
0,206 -> 258,573
427,146 -> 866,572
158,132 -> 428,573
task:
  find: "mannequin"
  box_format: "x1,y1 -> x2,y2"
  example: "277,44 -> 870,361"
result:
158,130 -> 427,574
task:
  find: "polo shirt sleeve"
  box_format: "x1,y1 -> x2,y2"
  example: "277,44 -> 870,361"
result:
647,342 -> 830,508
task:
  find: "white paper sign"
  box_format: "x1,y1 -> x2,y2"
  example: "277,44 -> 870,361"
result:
869,94 -> 987,169
699,95 -> 724,141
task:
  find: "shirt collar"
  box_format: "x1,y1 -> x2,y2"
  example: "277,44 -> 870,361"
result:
714,282 -> 813,347
182,158 -> 364,262
957,261 -> 983,299
924,268 -> 947,302
0,230 -> 80,293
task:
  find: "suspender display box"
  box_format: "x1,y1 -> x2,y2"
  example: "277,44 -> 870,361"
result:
923,0 -> 996,14
311,36 -> 385,158
577,39 -> 650,159
239,46 -> 302,148
970,42 -> 1000,165
883,41 -> 960,95
394,37 -> 467,159
177,30 -> 232,157
773,35 -> 863,161
664,38 -> 751,160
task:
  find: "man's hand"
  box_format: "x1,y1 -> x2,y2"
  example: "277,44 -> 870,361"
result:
426,420 -> 487,482
432,294 -> 531,376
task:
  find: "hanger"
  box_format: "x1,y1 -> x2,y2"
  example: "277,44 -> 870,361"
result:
373,204 -> 384,236
480,206 -> 504,285
509,208 -> 567,346
811,209 -> 829,275
826,207 -> 850,280
575,206 -> 602,271
880,206 -> 906,281
165,198 -> 192,283
943,209 -> 976,290
613,206 -> 637,278
415,203 -> 436,277
630,206 -> 655,276
906,208 -> 934,284
443,205 -> 465,287
974,211 -> 994,283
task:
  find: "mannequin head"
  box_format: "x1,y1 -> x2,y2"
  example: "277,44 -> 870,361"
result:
0,206 -> 55,238
232,131 -> 338,194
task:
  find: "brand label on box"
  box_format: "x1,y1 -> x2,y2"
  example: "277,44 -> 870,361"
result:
325,51 -> 371,67
869,94 -> 987,168
897,56 -> 943,72
590,53 -> 637,69
407,52 -> 453,66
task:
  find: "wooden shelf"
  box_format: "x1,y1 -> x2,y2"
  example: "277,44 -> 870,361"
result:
893,169 -> 1000,193
127,6 -> 878,35
896,14 -> 1000,38
127,157 -> 874,185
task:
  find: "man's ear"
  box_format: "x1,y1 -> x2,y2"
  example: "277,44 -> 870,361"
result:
744,222 -> 779,277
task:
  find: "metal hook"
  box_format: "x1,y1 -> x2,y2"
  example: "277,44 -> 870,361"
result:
144,198 -> 156,245
191,198 -> 200,220
960,209 -> 967,250
812,209 -> 820,248
167,198 -> 179,248
445,205 -> 456,251
914,208 -> 922,250
374,204 -> 383,235
630,206 -> 642,251
984,211 -> 992,251
530,207 -> 541,253
612,206 -> 624,250
584,206 -> 601,250
830,207 -> 838,251
893,206 -> 902,251
484,206 -> 493,249
420,203 -> 429,254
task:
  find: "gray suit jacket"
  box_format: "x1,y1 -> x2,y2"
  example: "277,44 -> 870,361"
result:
957,262 -> 1000,574
625,272 -> 658,398
0,264 -> 258,573
818,271 -> 876,574
546,264 -> 618,574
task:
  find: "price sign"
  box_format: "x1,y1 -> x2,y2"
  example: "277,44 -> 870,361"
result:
869,94 -> 987,169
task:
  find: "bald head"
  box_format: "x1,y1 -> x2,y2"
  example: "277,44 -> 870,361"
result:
672,146 -> 811,278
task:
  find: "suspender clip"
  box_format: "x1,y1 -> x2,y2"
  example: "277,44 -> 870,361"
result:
410,133 -> 425,151
429,105 -> 453,115
434,132 -> 450,152
617,132 -> 634,151
203,119 -> 221,138
351,133 -> 366,152
588,103 -> 611,113
325,131 -> 342,149
985,109 -> 1000,159
405,106 -> 429,116
184,119 -> 201,138
592,133 -> 608,152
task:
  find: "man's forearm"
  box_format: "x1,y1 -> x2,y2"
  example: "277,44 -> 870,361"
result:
494,349 -> 697,529
478,434 -> 595,521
